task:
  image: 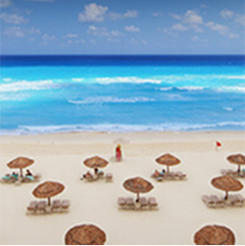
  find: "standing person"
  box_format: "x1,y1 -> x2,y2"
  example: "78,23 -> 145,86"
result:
115,144 -> 122,162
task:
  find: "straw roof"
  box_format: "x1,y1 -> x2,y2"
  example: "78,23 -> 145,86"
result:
123,177 -> 154,194
65,224 -> 106,245
211,176 -> 243,192
83,156 -> 109,169
227,154 -> 245,165
113,138 -> 129,144
155,153 -> 181,166
32,181 -> 65,199
7,156 -> 34,169
194,224 -> 235,245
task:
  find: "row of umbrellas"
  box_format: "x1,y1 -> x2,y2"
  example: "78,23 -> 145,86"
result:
5,153 -> 245,179
64,223 -> 235,245
26,174 -> 245,208
29,177 -> 153,206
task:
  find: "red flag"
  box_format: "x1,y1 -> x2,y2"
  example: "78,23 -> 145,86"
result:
216,141 -> 222,147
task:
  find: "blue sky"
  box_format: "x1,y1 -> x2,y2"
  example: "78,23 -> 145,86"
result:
0,0 -> 244,55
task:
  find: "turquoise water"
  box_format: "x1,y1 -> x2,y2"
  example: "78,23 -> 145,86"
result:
0,55 -> 245,134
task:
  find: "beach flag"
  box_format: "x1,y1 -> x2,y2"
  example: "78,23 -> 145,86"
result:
216,141 -> 222,147
215,141 -> 222,151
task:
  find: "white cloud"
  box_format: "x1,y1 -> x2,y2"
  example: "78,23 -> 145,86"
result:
236,14 -> 245,26
172,23 -> 188,31
87,25 -> 108,37
78,3 -> 108,22
184,10 -> 203,25
152,12 -> 162,17
125,25 -> 140,32
111,30 -> 123,37
3,26 -> 25,37
1,13 -> 28,24
108,12 -> 123,20
160,27 -> 178,37
200,4 -> 208,8
63,33 -> 78,39
42,33 -> 55,41
87,25 -> 123,39
170,13 -> 181,20
3,26 -> 40,37
0,0 -> 12,8
183,10 -> 203,32
28,27 -> 41,34
108,10 -> 138,20
206,22 -> 239,38
220,9 -> 234,19
124,10 -> 138,18
191,35 -> 200,41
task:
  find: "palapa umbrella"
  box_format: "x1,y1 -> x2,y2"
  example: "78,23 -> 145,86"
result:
65,224 -> 106,245
113,138 -> 129,145
123,176 -> 154,200
155,153 -> 181,175
194,224 -> 235,245
211,175 -> 243,200
32,181 -> 65,206
227,153 -> 245,173
7,156 -> 34,178
83,156 -> 109,173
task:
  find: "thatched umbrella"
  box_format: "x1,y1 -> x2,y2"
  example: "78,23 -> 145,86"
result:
113,138 -> 129,145
227,154 -> 245,173
155,153 -> 181,175
194,224 -> 235,245
83,156 -> 109,174
65,224 -> 106,245
211,175 -> 243,200
33,181 -> 65,206
7,156 -> 34,178
123,176 -> 154,200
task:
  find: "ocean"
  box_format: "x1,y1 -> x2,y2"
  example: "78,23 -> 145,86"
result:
0,55 -> 245,135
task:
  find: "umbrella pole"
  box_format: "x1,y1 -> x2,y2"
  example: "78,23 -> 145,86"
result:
48,197 -> 51,206
224,191 -> 229,200
137,192 -> 140,201
20,168 -> 23,178
237,164 -> 241,173
166,166 -> 170,175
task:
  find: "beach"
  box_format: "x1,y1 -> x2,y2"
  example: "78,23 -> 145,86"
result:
0,131 -> 245,245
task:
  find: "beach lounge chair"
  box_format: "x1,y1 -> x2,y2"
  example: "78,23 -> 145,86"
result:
36,201 -> 47,213
61,199 -> 70,210
167,172 -> 176,179
222,169 -> 239,178
229,194 -> 245,207
105,173 -> 113,182
202,195 -> 216,208
236,194 -> 245,205
52,199 -> 61,210
177,171 -> 187,179
33,173 -> 41,181
118,197 -> 126,207
148,197 -> 158,208
210,195 -> 224,208
27,201 -> 38,213
125,197 -> 135,208
139,197 -> 148,208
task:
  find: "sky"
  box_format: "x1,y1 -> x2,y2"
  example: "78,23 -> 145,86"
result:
0,0 -> 244,55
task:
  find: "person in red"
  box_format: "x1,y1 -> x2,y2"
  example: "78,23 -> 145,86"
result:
115,144 -> 122,162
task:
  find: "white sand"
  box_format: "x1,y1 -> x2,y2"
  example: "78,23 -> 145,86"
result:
0,131 -> 245,245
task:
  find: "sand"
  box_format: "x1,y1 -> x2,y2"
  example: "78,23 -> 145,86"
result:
0,131 -> 245,245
